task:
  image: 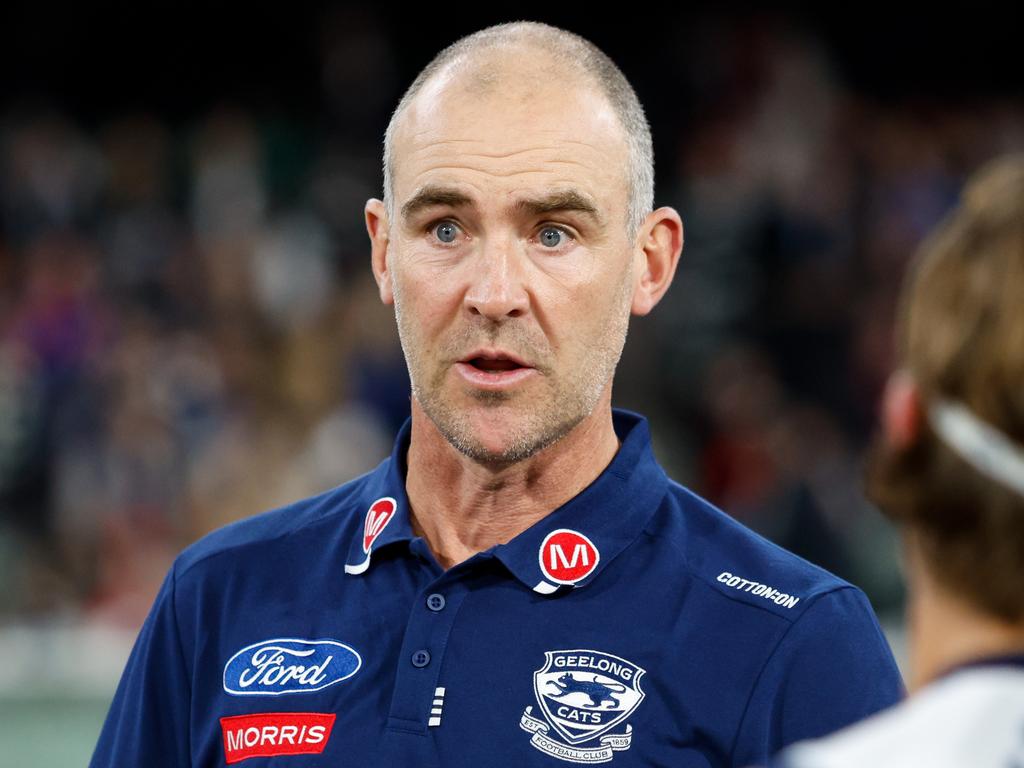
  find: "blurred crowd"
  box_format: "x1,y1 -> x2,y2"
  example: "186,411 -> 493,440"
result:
0,15 -> 1021,629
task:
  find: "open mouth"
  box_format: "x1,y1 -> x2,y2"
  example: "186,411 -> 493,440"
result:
455,351 -> 536,389
456,350 -> 536,391
466,357 -> 525,372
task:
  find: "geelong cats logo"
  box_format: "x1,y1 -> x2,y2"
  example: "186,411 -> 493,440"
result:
520,649 -> 646,763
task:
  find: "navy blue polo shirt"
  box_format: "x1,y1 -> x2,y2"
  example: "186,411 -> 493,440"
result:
91,408 -> 903,767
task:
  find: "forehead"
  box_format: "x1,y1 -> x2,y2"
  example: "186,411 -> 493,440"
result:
391,63 -> 630,223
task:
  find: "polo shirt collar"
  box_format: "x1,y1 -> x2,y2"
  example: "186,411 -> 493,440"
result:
344,408 -> 669,594
342,417 -> 418,575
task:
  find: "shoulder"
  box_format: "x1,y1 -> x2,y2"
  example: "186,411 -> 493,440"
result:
642,484 -> 905,758
172,463 -> 382,580
648,480 -> 859,622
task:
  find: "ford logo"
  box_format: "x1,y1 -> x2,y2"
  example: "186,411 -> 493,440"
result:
223,638 -> 362,696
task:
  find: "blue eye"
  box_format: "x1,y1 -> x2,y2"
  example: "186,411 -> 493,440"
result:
433,221 -> 459,244
539,226 -> 566,248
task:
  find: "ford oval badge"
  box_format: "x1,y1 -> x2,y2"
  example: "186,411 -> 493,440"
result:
223,638 -> 362,696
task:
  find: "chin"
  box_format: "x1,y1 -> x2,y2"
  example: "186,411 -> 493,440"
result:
457,404 -> 582,466
461,408 -> 537,458
456,434 -> 550,466
420,401 -> 538,465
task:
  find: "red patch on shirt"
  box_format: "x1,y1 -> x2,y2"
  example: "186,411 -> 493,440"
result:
539,529 -> 600,584
363,497 -> 397,552
220,712 -> 336,764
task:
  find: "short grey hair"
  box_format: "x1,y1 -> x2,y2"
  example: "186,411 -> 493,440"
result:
381,21 -> 654,240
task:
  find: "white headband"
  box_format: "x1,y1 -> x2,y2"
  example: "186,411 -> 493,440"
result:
928,399 -> 1024,500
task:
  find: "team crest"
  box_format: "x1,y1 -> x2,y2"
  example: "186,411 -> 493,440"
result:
520,649 -> 645,763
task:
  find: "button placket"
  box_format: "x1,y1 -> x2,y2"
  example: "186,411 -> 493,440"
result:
386,577 -> 469,735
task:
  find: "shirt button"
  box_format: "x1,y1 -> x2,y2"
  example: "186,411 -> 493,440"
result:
411,650 -> 431,668
426,593 -> 446,612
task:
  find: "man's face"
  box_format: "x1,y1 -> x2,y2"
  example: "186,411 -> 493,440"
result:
383,62 -> 638,464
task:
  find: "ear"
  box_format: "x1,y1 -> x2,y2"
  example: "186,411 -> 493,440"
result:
631,206 -> 684,316
881,369 -> 923,450
365,198 -> 394,305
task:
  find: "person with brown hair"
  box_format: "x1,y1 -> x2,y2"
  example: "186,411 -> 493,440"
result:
774,153 -> 1024,767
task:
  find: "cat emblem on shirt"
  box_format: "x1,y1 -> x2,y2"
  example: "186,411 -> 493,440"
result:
520,649 -> 646,763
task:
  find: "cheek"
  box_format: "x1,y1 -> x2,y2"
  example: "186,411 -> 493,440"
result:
541,267 -> 629,338
533,237 -> 628,298
393,266 -> 462,340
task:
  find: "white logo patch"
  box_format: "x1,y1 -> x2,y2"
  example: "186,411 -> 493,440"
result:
520,649 -> 645,763
716,571 -> 801,609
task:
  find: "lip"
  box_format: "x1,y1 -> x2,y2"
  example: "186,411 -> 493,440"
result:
454,348 -> 537,391
454,362 -> 538,390
458,348 -> 532,368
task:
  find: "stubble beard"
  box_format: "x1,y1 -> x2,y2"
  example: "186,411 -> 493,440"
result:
392,274 -> 632,467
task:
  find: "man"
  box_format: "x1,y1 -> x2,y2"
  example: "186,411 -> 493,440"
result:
91,22 -> 902,767
771,155 -> 1024,767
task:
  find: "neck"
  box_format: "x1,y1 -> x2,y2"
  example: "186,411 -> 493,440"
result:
907,544 -> 1024,691
404,391 -> 621,569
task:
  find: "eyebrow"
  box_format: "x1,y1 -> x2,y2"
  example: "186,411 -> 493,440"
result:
400,184 -> 605,227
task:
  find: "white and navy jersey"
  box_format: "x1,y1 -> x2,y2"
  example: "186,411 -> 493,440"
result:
773,656 -> 1024,768
90,408 -> 903,767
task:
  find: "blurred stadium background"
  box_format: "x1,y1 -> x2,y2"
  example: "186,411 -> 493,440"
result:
0,3 -> 1020,764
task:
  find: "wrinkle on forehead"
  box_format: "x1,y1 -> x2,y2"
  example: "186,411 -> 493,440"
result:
406,165 -> 598,190
410,142 -> 606,167
407,135 -> 612,152
399,149 -> 620,210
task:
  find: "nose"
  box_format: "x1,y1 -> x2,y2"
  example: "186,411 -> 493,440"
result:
462,235 -> 530,321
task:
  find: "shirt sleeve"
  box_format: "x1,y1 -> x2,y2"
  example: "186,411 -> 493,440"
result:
731,586 -> 905,766
90,560 -> 192,768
